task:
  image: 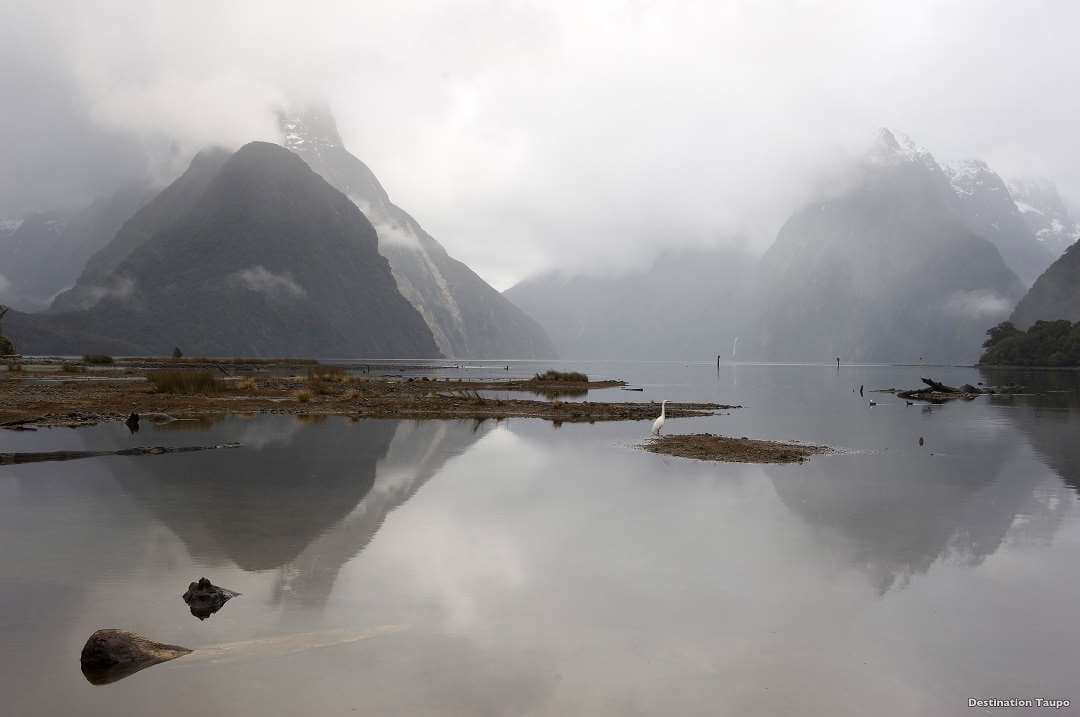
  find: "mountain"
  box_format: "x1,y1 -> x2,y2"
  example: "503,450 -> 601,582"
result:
0,187 -> 151,312
278,106 -> 556,359
504,246 -> 755,360
1007,178 -> 1080,260
8,142 -> 440,357
754,129 -> 1025,364
945,160 -> 1054,286
51,150 -> 230,312
1007,241 -> 1080,329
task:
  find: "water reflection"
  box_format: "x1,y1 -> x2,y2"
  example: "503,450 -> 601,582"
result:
765,369 -> 1080,594
271,420 -> 493,609
981,367 -> 1080,496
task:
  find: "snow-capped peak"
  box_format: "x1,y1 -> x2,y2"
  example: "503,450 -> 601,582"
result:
869,128 -> 937,169
944,159 -> 995,197
277,104 -> 343,154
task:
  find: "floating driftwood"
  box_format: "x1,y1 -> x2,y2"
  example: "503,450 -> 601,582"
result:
897,377 -> 985,403
0,443 -> 240,466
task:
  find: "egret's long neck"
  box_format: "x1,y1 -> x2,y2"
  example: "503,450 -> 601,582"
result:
661,401 -> 667,418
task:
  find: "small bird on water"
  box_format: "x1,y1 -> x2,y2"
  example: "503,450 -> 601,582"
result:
652,400 -> 668,436
869,400 -> 877,407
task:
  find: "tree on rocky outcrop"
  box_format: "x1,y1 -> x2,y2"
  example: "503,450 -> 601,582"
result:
0,305 -> 14,355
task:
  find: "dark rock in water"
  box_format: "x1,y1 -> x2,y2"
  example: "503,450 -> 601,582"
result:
182,577 -> 240,620
125,412 -> 140,434
80,629 -> 191,685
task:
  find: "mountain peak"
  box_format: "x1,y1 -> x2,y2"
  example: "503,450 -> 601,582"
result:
869,127 -> 935,168
944,158 -> 998,197
277,104 -> 344,154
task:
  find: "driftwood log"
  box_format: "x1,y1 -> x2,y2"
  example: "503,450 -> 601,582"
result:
0,443 -> 240,465
80,629 -> 191,685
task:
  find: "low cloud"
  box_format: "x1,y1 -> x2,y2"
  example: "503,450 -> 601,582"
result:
0,273 -> 11,293
87,275 -> 136,305
943,290 -> 1014,320
231,266 -> 306,300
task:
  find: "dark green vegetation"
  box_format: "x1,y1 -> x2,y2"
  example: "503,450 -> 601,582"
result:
1008,242 -> 1080,329
147,370 -> 222,394
8,142 -> 441,358
83,354 -> 115,364
532,370 -> 589,382
980,320 -> 1080,366
0,305 -> 13,355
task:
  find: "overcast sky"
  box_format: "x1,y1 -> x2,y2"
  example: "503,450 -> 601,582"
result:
3,0 -> 1079,288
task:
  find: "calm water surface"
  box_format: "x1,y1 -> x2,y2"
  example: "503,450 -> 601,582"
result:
2,362 -> 1079,716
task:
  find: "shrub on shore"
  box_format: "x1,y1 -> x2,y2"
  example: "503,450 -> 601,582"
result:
296,389 -> 313,403
147,370 -> 222,394
532,370 -> 589,383
83,354 -> 115,365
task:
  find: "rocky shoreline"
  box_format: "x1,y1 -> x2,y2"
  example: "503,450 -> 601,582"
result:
0,359 -> 736,429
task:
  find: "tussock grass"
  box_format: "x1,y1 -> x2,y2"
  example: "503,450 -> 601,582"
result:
147,370 -> 222,394
232,377 -> 257,392
61,362 -> 84,373
295,389 -> 313,403
532,370 -> 589,383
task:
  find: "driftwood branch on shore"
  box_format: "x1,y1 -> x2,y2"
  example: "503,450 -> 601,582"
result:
0,443 -> 240,466
920,377 -> 960,393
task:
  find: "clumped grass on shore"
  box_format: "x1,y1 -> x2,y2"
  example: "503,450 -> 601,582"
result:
232,377 -> 257,392
147,370 -> 222,394
82,354 -> 115,365
62,362 -> 84,373
308,366 -> 351,395
296,389 -> 313,403
532,370 -> 589,383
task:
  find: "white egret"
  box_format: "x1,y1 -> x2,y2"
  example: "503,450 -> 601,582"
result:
652,400 -> 668,436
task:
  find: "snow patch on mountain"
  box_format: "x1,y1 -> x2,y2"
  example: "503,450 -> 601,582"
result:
945,159 -> 999,197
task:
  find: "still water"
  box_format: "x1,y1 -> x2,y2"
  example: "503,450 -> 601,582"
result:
2,363 -> 1079,715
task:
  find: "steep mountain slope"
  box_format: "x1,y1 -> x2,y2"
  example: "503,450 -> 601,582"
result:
1008,178 -> 1080,260
945,160 -> 1054,286
278,107 -> 555,359
0,187 -> 151,311
505,247 -> 754,360
1008,241 -> 1080,328
11,142 -> 440,357
754,129 -> 1025,364
51,149 -> 230,312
